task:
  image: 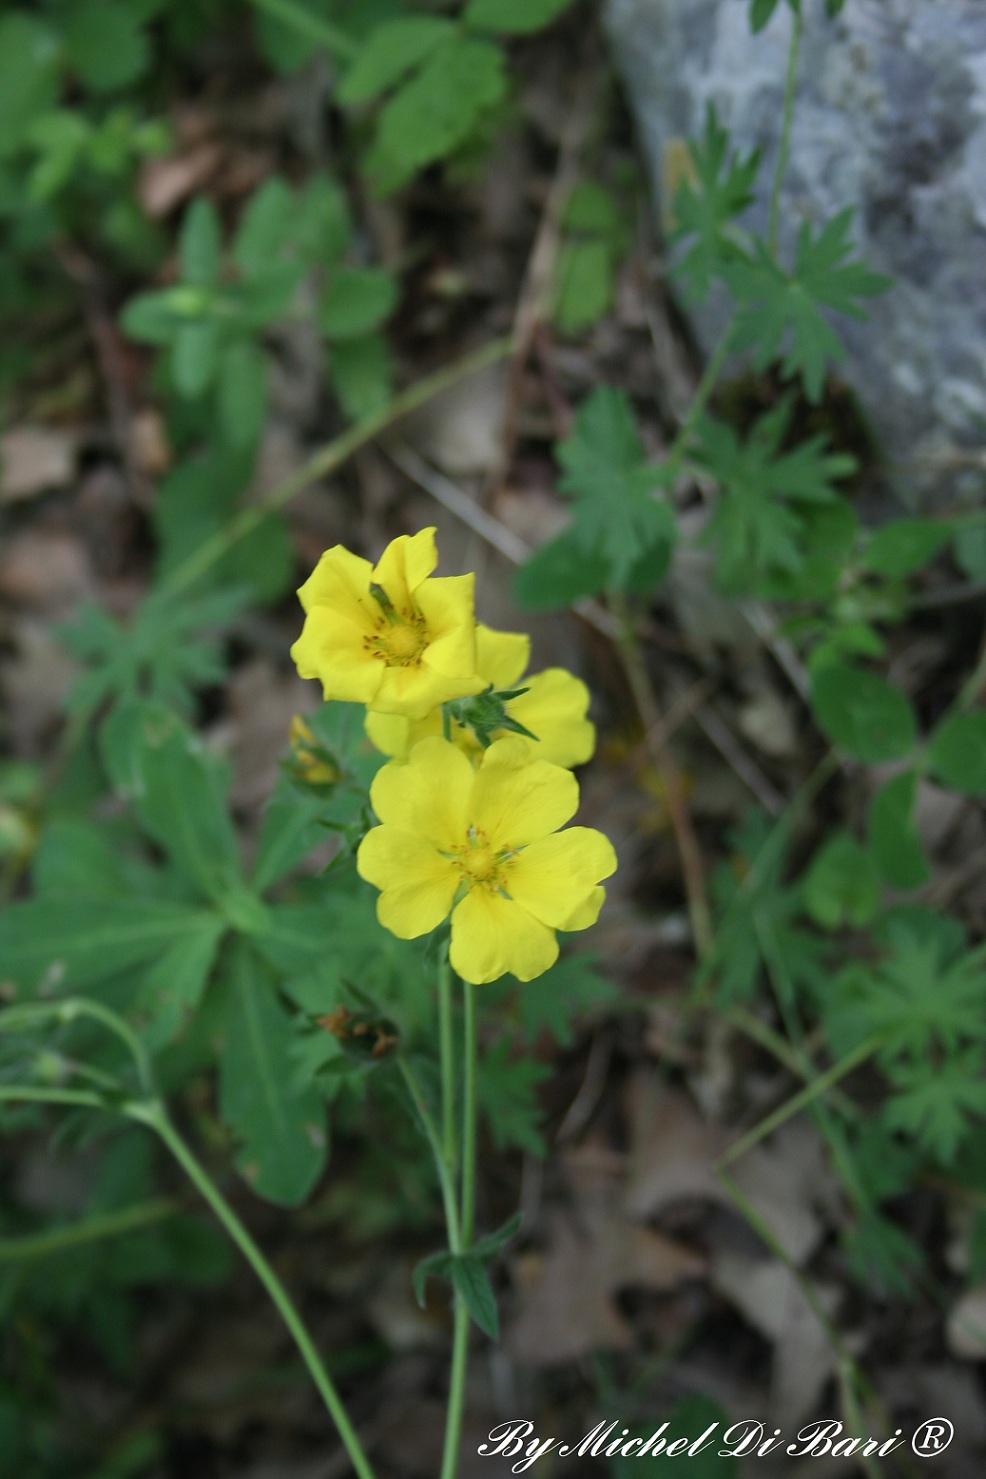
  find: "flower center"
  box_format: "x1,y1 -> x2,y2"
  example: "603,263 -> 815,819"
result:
362,597 -> 428,668
451,827 -> 517,894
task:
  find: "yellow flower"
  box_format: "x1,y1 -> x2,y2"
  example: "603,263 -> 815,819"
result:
365,623 -> 596,768
287,715 -> 341,788
356,736 -> 616,983
291,528 -> 485,720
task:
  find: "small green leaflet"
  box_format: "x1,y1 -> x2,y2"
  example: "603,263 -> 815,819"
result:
219,941 -> 328,1205
803,831 -> 878,930
693,400 -> 854,593
553,386 -> 676,587
413,1212 -> 520,1337
863,518 -> 952,578
463,0 -> 573,35
724,208 -> 891,401
670,103 -> 759,302
867,770 -> 929,889
884,1052 -> 986,1165
927,710 -> 986,796
476,1040 -> 550,1156
810,663 -> 917,763
337,18 -> 454,104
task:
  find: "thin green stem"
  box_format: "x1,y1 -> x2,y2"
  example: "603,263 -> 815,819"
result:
246,0 -> 357,57
665,323 -> 735,475
134,1103 -> 376,1479
768,1 -> 803,257
440,977 -> 479,1479
438,953 -> 457,1175
161,336 -> 512,598
0,1085 -> 108,1112
460,979 -> 478,1248
718,1035 -> 882,1172
0,998 -> 154,1095
0,1197 -> 180,1263
398,1058 -> 460,1252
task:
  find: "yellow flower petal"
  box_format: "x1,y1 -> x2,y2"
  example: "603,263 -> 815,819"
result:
372,527 -> 438,610
561,886 -> 606,932
357,825 -> 458,937
472,737 -> 579,849
416,574 -> 482,675
297,545 -> 376,620
509,828 -> 617,928
290,610 -> 386,704
369,737 -> 474,851
507,668 -> 595,768
476,624 -> 530,689
450,888 -> 559,983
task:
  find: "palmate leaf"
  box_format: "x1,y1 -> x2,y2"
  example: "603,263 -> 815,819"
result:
476,1039 -> 550,1156
694,400 -> 855,593
884,1053 -> 986,1165
670,103 -> 760,302
219,940 -> 328,1205
723,208 -> 891,401
555,386 -> 676,586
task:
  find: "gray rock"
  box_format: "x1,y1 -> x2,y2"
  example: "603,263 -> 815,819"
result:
605,0 -> 986,500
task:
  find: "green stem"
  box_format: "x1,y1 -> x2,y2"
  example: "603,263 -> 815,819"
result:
440,977 -> 479,1479
161,336 -> 512,598
398,1058 -> 460,1252
438,953 -> 457,1175
665,323 -> 735,475
0,1085 -> 108,1112
0,1197 -> 180,1263
718,1035 -> 882,1172
768,1 -> 803,257
246,0 -> 357,58
133,1103 -> 376,1479
0,997 -> 153,1094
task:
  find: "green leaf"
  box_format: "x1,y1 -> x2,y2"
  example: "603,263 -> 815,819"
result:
232,176 -> 296,277
119,288 -> 182,346
179,197 -> 222,288
803,831 -> 879,929
863,518 -> 952,578
219,941 -> 327,1205
476,1039 -> 550,1156
320,266 -> 397,339
884,1052 -> 986,1165
555,386 -> 677,587
33,817 -> 133,900
251,0 -> 350,72
463,0 -> 573,35
694,401 -> 855,594
412,1248 -> 454,1307
218,339 -> 267,448
953,519 -> 986,582
135,916 -> 226,1049
0,898 -> 212,994
64,1 -> 150,91
366,36 -> 507,192
867,770 -> 929,889
669,103 -> 760,302
329,333 -> 393,420
0,15 -> 60,158
111,706 -> 243,905
562,182 -> 623,237
724,209 -> 892,401
452,1254 -> 499,1337
749,0 -> 781,29
810,664 -> 917,762
294,173 -> 352,264
337,18 -> 455,104
515,954 -> 617,1045
927,711 -> 986,796
553,239 -> 614,334
172,319 -> 220,399
513,528 -> 610,611
252,779 -> 331,894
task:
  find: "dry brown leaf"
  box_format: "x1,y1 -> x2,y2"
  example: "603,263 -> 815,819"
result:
138,141 -> 223,217
0,532 -> 93,613
0,426 -> 76,502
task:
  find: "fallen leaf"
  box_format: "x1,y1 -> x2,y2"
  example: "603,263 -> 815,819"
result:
947,1283 -> 986,1359
1,426 -> 76,502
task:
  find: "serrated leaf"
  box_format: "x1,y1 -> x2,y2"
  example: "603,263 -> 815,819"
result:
554,386 -> 677,586
810,664 -> 917,762
463,0 -> 573,35
803,830 -> 879,929
867,770 -> 929,889
476,1039 -> 549,1156
219,941 -> 327,1205
0,898 -> 213,994
516,954 -> 617,1045
724,208 -> 891,401
927,711 -> 986,796
669,103 -> 760,302
863,517 -> 952,578
320,266 -> 397,340
366,36 -> 506,192
884,1053 -> 986,1164
452,1254 -> 499,1337
337,17 -> 455,104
